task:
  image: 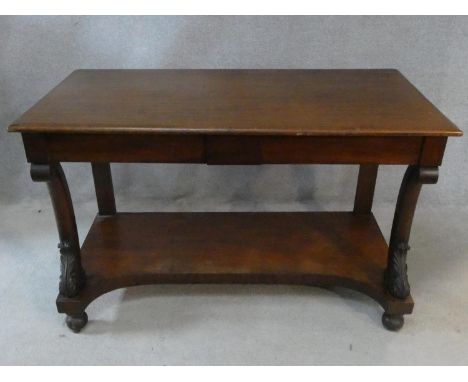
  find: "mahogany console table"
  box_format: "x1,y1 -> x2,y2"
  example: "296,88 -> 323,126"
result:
9,69 -> 462,332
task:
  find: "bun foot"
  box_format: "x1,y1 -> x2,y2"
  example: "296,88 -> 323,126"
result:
66,311 -> 88,333
382,313 -> 404,331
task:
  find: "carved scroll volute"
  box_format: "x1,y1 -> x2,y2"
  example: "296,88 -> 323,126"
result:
31,163 -> 86,298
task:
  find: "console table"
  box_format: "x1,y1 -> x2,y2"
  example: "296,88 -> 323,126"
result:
9,69 -> 462,333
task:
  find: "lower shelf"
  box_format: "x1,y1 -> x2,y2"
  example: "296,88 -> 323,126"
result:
57,212 -> 413,315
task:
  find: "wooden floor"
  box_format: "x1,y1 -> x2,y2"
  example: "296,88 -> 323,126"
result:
57,212 -> 413,315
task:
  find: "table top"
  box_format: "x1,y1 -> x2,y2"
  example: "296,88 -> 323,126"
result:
8,69 -> 462,137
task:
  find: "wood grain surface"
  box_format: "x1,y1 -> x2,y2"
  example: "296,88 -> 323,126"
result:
9,69 -> 462,137
56,212 -> 414,316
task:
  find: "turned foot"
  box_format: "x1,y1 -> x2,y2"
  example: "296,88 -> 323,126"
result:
66,311 -> 88,333
382,313 -> 404,331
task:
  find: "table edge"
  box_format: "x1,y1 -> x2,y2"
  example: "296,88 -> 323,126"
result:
7,124 -> 464,137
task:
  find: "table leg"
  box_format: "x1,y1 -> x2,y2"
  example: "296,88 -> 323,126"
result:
382,165 -> 438,330
31,163 -> 87,332
354,164 -> 378,214
91,162 -> 116,215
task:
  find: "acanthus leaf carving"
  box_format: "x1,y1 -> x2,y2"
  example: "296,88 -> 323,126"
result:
58,241 -> 86,298
385,241 -> 411,299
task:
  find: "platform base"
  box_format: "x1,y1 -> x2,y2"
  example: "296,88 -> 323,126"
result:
57,212 -> 414,330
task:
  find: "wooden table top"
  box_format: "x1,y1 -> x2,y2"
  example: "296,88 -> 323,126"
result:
9,69 -> 462,137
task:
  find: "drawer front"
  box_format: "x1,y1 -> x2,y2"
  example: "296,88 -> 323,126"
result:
205,135 -> 424,165
23,133 -> 206,163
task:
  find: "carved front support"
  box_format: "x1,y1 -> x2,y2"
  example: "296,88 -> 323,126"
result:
58,241 -> 85,297
31,163 -> 86,298
385,165 -> 439,299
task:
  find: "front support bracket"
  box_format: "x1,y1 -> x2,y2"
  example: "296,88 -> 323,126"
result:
385,166 -> 439,300
31,163 -> 86,299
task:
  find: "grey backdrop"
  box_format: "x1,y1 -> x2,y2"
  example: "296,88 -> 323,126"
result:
1,16 -> 467,209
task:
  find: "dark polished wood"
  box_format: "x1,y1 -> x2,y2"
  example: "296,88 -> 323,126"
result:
65,312 -> 88,333
354,164 -> 379,214
385,166 -> 439,300
91,163 -> 116,215
205,135 -> 424,165
419,137 -> 448,166
9,69 -> 462,332
56,212 -> 413,316
21,133 -> 448,166
30,163 -> 86,300
9,69 -> 462,137
382,312 -> 405,331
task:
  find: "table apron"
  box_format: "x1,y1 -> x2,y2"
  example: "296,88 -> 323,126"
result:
21,133 -> 446,166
